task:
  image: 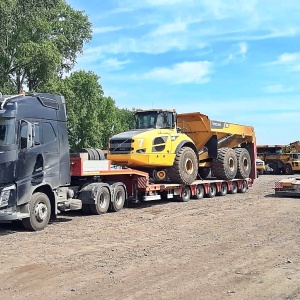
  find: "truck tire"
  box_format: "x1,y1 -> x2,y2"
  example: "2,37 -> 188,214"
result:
110,184 -> 126,212
284,164 -> 294,175
234,148 -> 251,179
167,146 -> 198,185
238,180 -> 248,193
229,181 -> 238,194
212,148 -> 237,180
198,167 -> 210,179
180,186 -> 191,202
217,182 -> 228,196
89,186 -> 110,215
194,184 -> 205,199
22,192 -> 51,231
206,183 -> 217,198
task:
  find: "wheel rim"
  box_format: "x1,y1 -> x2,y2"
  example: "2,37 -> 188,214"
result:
99,194 -> 108,208
115,190 -> 123,206
34,202 -> 48,223
229,157 -> 235,171
185,158 -> 194,175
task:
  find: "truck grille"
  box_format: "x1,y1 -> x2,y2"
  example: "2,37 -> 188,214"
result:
109,139 -> 133,154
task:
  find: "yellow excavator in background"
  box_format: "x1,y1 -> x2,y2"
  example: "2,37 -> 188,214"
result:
107,109 -> 256,184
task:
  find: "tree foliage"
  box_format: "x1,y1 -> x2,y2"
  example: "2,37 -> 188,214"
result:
40,71 -> 135,151
0,0 -> 92,92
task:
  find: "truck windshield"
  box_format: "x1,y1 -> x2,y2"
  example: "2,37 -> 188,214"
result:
0,118 -> 16,146
135,111 -> 173,129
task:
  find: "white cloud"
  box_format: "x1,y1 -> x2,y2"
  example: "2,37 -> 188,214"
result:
264,84 -> 296,94
143,61 -> 212,84
224,42 -> 248,63
100,58 -> 131,71
151,21 -> 187,36
93,26 -> 122,34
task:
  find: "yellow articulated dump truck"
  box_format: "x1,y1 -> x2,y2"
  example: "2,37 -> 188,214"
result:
107,109 -> 256,184
257,141 -> 300,175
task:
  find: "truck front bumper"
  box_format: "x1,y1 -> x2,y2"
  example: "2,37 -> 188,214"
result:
0,206 -> 29,222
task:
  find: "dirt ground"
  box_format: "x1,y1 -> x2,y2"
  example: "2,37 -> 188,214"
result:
0,174 -> 300,300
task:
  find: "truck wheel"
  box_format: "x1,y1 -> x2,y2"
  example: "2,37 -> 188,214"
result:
22,192 -> 51,231
110,185 -> 126,212
168,146 -> 198,185
180,186 -> 191,202
206,183 -> 217,198
194,184 -> 205,199
217,182 -> 228,196
212,148 -> 237,180
89,186 -> 110,215
198,167 -> 210,179
285,164 -> 294,175
229,181 -> 238,194
238,180 -> 248,193
234,148 -> 251,179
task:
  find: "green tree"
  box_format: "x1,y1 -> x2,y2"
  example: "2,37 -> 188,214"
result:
0,0 -> 91,93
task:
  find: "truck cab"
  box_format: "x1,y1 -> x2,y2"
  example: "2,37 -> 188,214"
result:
0,93 -> 71,229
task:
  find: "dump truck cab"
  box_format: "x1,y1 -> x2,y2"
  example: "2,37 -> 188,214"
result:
108,109 -> 197,183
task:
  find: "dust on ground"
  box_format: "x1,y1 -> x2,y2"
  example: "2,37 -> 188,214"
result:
0,174 -> 299,300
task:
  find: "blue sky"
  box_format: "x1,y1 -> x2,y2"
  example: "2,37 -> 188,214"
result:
67,0 -> 300,145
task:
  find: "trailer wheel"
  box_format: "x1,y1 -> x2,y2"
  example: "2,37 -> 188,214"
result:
212,148 -> 237,180
238,180 -> 248,193
168,146 -> 198,185
194,184 -> 205,199
229,181 -> 238,194
180,186 -> 191,202
198,167 -> 210,179
110,185 -> 126,212
89,186 -> 110,215
217,182 -> 228,196
234,148 -> 251,179
284,164 -> 294,175
22,192 -> 51,231
206,183 -> 217,198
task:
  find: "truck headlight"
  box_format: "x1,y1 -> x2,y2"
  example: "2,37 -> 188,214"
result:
0,185 -> 16,208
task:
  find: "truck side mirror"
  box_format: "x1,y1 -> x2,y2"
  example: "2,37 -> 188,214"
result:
27,122 -> 35,148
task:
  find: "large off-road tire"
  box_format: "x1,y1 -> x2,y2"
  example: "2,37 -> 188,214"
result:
212,148 -> 237,180
22,192 -> 51,231
234,148 -> 251,179
89,186 -> 111,215
198,167 -> 211,179
167,147 -> 198,185
284,164 -> 294,175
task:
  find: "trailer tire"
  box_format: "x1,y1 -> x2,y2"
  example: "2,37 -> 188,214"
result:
238,180 -> 248,193
168,146 -> 198,185
206,183 -> 217,198
234,148 -> 251,179
89,186 -> 110,215
194,184 -> 205,199
212,148 -> 237,180
110,185 -> 126,212
229,181 -> 238,194
180,186 -> 191,202
22,192 -> 51,231
198,167 -> 211,179
284,164 -> 294,175
217,182 -> 228,196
